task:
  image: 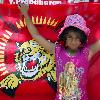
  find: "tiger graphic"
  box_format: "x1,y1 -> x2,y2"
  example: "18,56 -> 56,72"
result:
0,39 -> 56,96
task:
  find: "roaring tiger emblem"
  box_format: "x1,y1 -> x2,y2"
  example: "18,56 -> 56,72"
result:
0,39 -> 56,96
15,39 -> 56,81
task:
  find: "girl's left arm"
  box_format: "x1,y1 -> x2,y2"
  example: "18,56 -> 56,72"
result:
89,40 -> 100,60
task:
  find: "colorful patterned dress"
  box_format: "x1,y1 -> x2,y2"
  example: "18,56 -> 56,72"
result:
55,44 -> 89,100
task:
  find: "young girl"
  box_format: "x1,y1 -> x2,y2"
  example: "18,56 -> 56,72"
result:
18,4 -> 100,100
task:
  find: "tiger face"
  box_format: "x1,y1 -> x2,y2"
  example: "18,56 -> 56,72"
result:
15,39 -> 56,81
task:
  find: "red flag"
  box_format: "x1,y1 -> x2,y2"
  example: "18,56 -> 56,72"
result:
0,3 -> 100,100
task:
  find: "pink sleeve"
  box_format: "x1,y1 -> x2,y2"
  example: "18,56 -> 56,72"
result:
55,44 -> 62,57
82,45 -> 90,57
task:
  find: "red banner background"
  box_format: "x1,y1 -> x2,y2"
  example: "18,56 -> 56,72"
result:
0,3 -> 100,100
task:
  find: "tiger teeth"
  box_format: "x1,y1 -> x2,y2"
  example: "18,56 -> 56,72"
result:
21,66 -> 39,77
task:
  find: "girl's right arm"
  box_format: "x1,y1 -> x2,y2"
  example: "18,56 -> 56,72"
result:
18,4 -> 55,54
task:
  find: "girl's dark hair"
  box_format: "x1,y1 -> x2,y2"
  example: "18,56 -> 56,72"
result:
58,26 -> 87,46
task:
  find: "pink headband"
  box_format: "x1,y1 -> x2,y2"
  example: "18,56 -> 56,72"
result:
59,14 -> 90,36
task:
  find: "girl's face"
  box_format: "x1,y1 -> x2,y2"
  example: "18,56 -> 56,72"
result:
65,32 -> 81,51
65,62 -> 75,74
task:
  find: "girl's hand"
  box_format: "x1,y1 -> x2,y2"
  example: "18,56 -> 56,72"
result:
18,3 -> 29,16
